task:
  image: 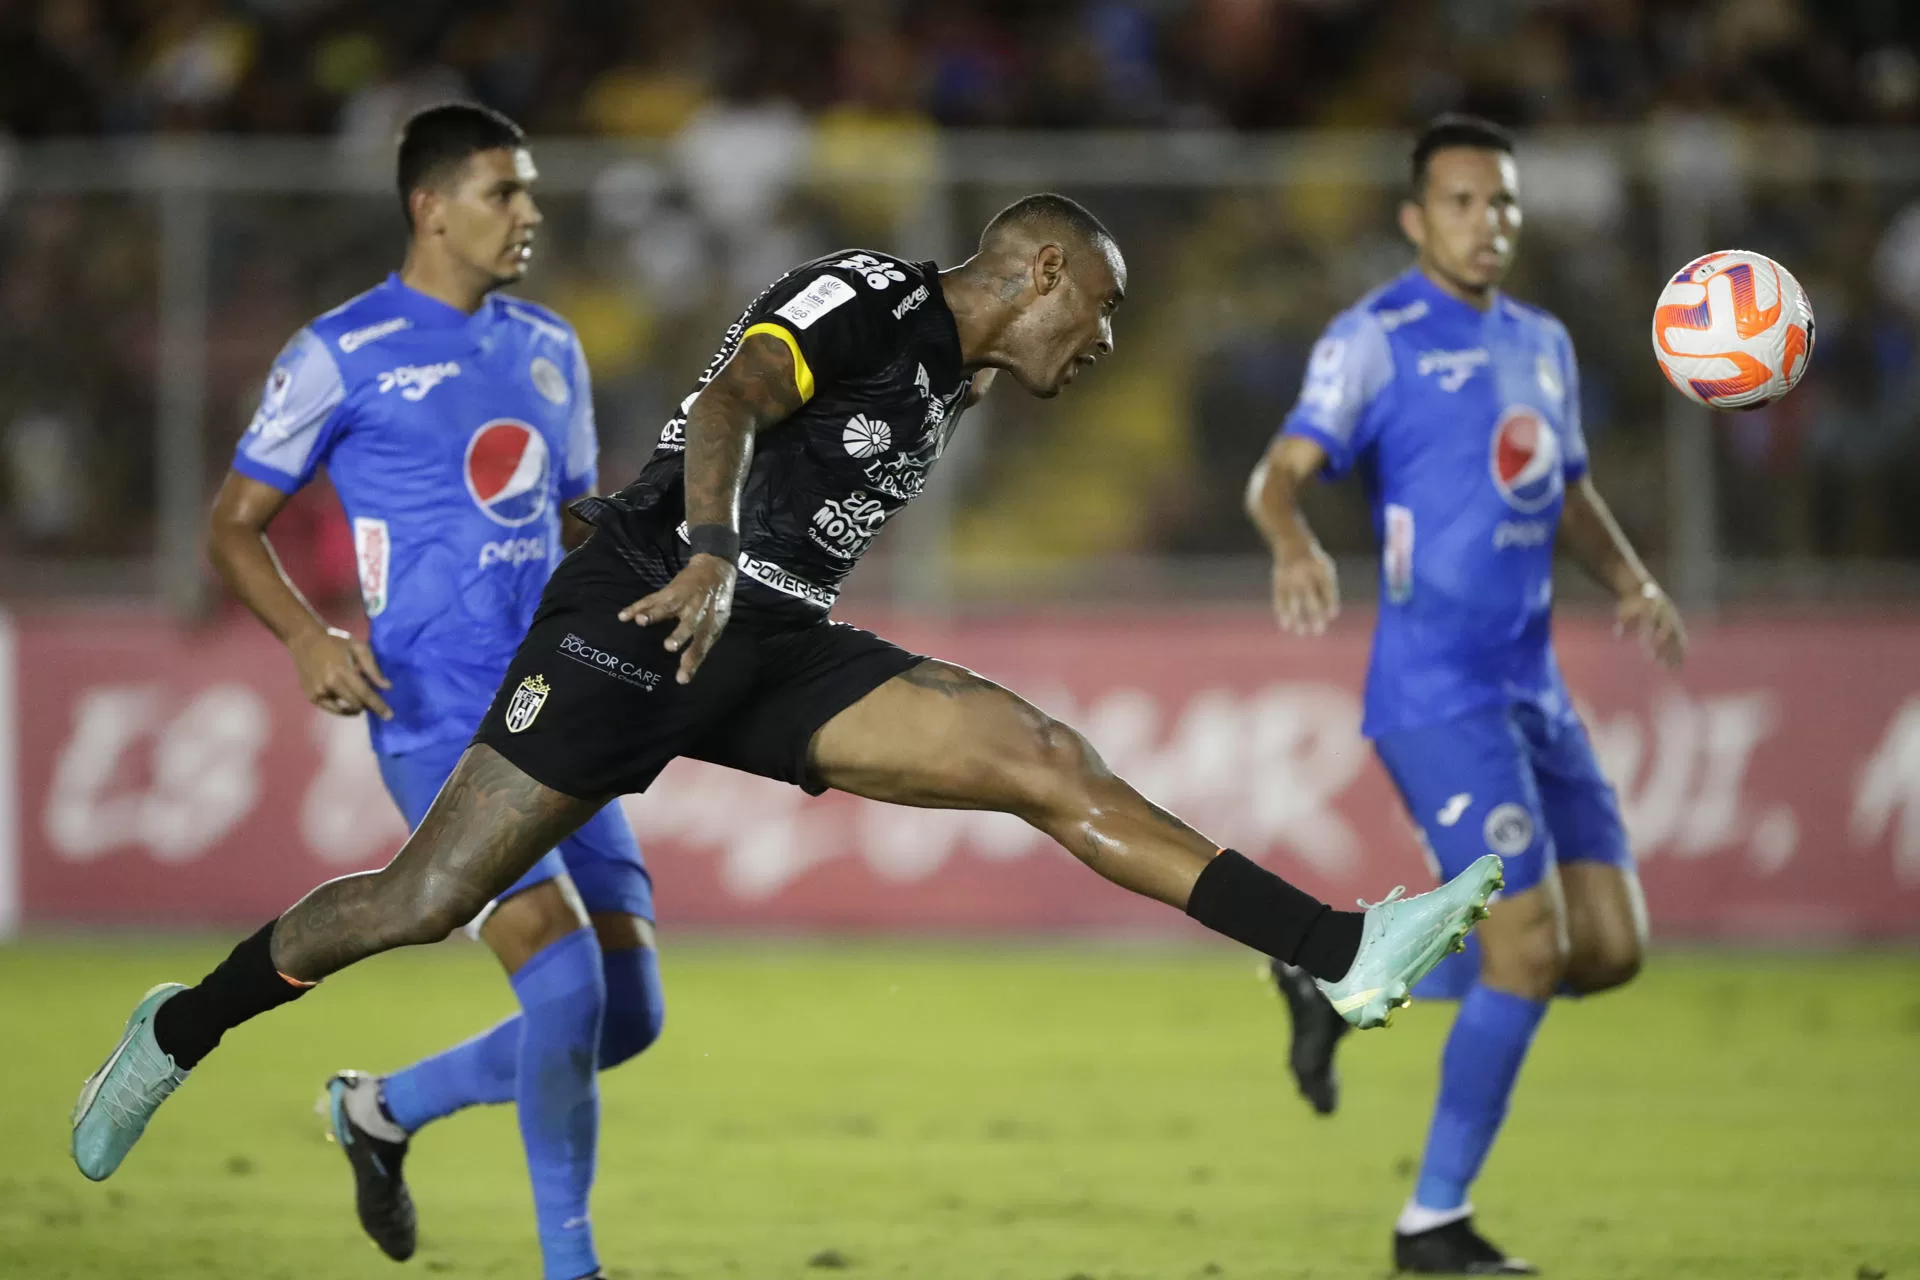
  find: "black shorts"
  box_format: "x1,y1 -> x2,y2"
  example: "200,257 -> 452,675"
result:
475,535 -> 923,799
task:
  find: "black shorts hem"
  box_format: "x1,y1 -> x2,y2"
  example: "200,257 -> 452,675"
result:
790,650 -> 927,795
471,728 -> 604,802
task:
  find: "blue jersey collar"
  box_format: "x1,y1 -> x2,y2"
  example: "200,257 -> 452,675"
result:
1402,266 -> 1501,319
379,272 -> 500,331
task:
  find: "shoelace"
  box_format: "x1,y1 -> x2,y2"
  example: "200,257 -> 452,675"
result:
98,1056 -> 179,1129
1356,885 -> 1407,911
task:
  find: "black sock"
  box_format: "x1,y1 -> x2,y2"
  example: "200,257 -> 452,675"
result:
152,919 -> 314,1069
1183,850 -> 1363,982
1293,909 -> 1364,983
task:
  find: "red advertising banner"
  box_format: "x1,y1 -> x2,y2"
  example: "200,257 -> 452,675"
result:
7,609 -> 1920,939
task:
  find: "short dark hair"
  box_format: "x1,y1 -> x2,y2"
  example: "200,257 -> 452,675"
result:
396,103 -> 526,228
1410,114 -> 1515,197
980,192 -> 1115,252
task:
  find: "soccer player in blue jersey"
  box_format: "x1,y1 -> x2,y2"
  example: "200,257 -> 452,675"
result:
206,105 -> 659,1280
1246,116 -> 1687,1274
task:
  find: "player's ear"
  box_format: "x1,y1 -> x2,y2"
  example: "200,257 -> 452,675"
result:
409,186 -> 440,236
1398,199 -> 1426,250
1032,243 -> 1066,297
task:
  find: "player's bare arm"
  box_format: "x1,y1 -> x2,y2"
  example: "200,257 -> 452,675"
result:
207,470 -> 393,720
1246,433 -> 1340,636
618,331 -> 804,683
1559,475 -> 1686,669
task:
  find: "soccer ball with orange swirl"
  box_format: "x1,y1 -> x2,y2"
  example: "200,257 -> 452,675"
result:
1651,250 -> 1815,409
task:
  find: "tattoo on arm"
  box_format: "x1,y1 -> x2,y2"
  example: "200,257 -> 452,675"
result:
683,332 -> 806,529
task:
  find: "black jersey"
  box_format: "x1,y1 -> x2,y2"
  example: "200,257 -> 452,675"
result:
575,251 -> 973,622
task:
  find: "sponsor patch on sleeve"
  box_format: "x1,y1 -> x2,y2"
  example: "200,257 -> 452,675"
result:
774,275 -> 857,330
353,517 -> 391,617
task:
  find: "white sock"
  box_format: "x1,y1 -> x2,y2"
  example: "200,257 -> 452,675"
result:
343,1076 -> 408,1143
1397,1199 -> 1473,1235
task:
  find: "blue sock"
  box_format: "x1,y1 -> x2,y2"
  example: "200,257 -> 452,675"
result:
380,946 -> 665,1132
598,946 -> 666,1068
1413,983 -> 1547,1213
505,928 -> 606,1280
381,1015 -> 521,1133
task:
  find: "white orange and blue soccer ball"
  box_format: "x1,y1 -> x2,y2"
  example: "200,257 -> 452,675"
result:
1651,250 -> 1814,410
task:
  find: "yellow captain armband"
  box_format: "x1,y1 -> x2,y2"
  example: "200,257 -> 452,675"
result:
740,323 -> 815,404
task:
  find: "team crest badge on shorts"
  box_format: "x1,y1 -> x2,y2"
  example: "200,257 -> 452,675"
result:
505,674 -> 551,733
1483,802 -> 1534,856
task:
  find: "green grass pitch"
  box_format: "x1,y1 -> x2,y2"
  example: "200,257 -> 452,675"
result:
4,939 -> 1916,1279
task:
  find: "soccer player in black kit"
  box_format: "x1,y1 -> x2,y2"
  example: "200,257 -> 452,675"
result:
74,198 -> 1506,1223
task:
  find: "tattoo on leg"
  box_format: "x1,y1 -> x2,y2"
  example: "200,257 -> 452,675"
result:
1143,795 -> 1204,842
271,746 -> 595,980
896,660 -> 989,699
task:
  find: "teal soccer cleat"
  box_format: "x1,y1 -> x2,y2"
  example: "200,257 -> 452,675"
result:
1316,854 -> 1504,1030
71,983 -> 191,1181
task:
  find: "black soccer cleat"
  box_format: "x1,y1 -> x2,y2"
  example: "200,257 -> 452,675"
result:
324,1070 -> 418,1261
1394,1217 -> 1539,1275
1268,958 -> 1350,1115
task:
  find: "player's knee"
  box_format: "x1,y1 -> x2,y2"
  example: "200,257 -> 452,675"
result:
1567,937 -> 1642,994
1479,907 -> 1569,999
598,946 -> 665,1069
398,871 -> 491,945
1004,716 -> 1105,815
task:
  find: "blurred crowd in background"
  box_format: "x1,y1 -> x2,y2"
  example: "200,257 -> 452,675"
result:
5,0 -> 1920,136
3,0 -> 1920,609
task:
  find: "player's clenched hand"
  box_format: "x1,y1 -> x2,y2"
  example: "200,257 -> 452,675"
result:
620,553 -> 737,684
290,626 -> 393,720
1616,581 -> 1687,670
1269,542 -> 1340,636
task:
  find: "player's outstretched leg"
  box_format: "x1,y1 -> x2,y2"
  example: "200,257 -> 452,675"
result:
810,661 -> 1498,1012
71,744 -> 599,1182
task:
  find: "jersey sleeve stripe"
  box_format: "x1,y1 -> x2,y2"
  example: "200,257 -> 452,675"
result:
741,322 -> 816,404
1279,422 -> 1355,481
230,451 -> 305,494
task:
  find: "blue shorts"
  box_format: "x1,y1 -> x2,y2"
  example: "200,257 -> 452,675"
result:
1372,702 -> 1631,894
376,736 -> 654,921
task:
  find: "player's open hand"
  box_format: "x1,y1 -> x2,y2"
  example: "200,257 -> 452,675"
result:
1270,542 -> 1340,636
619,553 -> 737,684
1616,581 -> 1686,670
290,626 -> 393,720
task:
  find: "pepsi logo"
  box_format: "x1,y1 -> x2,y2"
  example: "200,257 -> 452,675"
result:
465,420 -> 551,527
1489,406 -> 1562,514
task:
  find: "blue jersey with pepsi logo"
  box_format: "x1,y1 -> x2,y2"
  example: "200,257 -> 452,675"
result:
1280,268 -> 1585,738
235,274 -> 596,755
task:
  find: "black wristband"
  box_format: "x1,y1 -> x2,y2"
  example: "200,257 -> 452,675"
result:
1184,848 -> 1332,963
687,523 -> 740,563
